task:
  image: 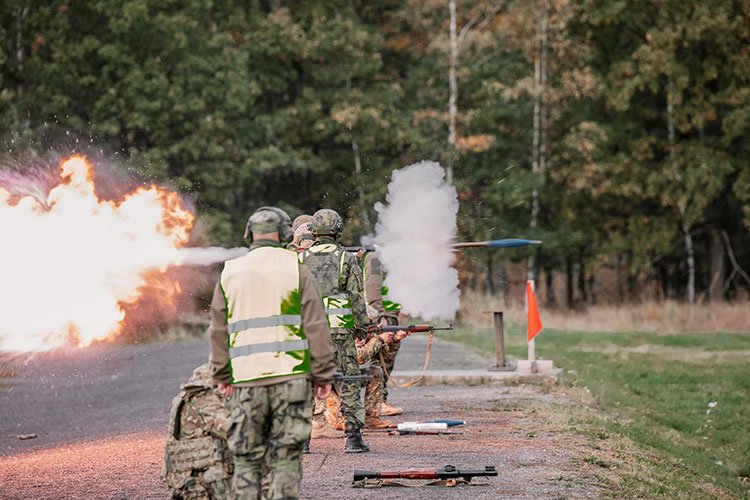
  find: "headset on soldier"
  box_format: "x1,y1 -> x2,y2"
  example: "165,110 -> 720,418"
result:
244,206 -> 293,245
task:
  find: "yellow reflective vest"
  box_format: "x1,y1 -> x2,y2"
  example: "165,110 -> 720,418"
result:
220,246 -> 310,384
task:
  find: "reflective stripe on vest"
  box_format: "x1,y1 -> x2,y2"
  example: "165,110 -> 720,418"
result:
220,247 -> 310,383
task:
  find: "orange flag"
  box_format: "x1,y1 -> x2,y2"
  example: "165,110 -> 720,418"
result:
526,280 -> 543,341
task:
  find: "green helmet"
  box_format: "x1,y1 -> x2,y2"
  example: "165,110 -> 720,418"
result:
312,209 -> 343,238
244,206 -> 293,244
291,214 -> 313,233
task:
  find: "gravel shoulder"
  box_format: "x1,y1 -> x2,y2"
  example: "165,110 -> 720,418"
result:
0,336 -> 610,499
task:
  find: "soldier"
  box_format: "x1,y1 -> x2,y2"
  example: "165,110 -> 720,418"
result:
292,222 -> 315,253
163,363 -> 233,499
209,206 -> 335,499
299,209 -> 373,453
324,329 -> 405,430
358,249 -> 404,417
287,214 -> 313,251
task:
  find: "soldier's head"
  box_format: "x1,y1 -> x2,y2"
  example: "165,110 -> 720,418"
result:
291,214 -> 313,233
293,222 -> 315,252
244,206 -> 292,245
312,209 -> 343,240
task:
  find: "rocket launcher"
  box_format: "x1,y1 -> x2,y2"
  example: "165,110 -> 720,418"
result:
353,464 -> 498,482
344,238 -> 541,252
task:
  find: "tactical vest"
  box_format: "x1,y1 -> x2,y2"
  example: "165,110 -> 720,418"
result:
220,246 -> 310,384
299,243 -> 354,330
163,389 -> 232,499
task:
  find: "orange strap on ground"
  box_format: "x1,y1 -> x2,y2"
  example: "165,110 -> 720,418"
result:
379,332 -> 433,388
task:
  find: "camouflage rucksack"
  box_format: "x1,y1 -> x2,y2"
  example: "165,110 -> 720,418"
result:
163,364 -> 233,500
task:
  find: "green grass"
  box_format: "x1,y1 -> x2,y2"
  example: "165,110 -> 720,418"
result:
439,326 -> 750,498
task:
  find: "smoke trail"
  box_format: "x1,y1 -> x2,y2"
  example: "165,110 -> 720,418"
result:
177,246 -> 247,265
374,161 -> 459,320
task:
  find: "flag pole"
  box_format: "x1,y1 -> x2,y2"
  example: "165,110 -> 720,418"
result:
527,280 -> 537,373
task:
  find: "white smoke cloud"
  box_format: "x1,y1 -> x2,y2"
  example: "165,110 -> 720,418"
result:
374,161 -> 460,320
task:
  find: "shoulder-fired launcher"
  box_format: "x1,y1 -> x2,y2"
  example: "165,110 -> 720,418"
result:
353,464 -> 497,482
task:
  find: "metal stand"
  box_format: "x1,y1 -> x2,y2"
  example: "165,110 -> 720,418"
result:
487,311 -> 514,371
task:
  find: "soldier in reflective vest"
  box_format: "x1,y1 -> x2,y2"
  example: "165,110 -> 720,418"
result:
209,206 -> 335,499
299,209 -> 373,453
359,250 -> 405,417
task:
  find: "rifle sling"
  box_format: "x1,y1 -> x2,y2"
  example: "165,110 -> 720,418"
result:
379,331 -> 433,388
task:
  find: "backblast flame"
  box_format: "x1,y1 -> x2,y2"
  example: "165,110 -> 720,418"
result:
0,156 -> 195,352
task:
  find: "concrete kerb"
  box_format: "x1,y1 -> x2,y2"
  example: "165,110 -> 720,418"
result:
390,366 -> 563,386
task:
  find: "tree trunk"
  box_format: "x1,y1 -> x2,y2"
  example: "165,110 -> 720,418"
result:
447,0 -> 458,185
351,136 -> 371,230
545,266 -> 555,306
527,0 -> 547,283
708,231 -> 725,302
666,79 -> 695,303
565,256 -> 574,309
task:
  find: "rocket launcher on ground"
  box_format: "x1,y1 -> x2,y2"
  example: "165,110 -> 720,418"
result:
344,238 -> 541,252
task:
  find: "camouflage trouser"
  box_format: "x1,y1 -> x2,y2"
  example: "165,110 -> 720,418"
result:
373,340 -> 401,402
324,365 -> 383,426
331,331 -> 364,432
227,379 -> 312,500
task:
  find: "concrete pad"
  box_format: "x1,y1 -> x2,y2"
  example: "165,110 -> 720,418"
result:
391,367 -> 563,386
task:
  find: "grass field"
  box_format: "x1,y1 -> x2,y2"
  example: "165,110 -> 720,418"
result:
438,327 -> 750,498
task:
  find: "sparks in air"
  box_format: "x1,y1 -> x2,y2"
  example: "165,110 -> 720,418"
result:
0,156 -> 195,352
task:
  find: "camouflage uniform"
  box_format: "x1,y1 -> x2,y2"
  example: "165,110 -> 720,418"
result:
360,252 -> 402,404
208,207 -> 335,498
163,364 -> 233,500
227,379 -> 311,499
324,335 -> 387,429
301,237 -> 371,433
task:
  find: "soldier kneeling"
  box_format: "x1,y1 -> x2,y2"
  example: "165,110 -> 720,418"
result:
163,363 -> 233,499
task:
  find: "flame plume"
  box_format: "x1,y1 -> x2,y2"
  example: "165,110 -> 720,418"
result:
0,156 -> 195,352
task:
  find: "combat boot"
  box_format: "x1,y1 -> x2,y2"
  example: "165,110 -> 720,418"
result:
380,401 -> 403,416
344,430 -> 370,453
364,416 -> 396,429
311,420 -> 344,439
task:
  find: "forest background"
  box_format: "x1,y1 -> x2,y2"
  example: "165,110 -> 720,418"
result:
2,0 -> 750,313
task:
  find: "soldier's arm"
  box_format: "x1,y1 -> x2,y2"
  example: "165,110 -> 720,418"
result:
357,335 -> 385,364
364,253 -> 385,315
343,252 -> 374,336
300,265 -> 335,386
208,280 -> 231,385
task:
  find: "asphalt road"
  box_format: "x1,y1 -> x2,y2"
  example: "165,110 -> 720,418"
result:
0,335 -> 607,499
0,338 -> 207,456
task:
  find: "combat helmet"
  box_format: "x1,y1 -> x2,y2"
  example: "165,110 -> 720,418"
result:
291,214 -> 313,233
243,206 -> 293,244
312,209 -> 343,238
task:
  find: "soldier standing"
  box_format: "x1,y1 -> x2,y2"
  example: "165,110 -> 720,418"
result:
358,250 -> 404,417
209,206 -> 335,499
299,209 -> 373,453
163,363 -> 233,499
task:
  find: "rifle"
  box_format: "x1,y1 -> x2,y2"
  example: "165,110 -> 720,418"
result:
333,372 -> 372,383
353,465 -> 497,482
371,324 -> 454,334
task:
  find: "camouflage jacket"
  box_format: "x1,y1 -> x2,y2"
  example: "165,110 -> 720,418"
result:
300,236 -> 373,337
163,381 -> 233,499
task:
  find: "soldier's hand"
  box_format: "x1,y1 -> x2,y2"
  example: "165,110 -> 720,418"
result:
394,329 -> 409,342
218,382 -> 234,398
379,331 -> 395,344
314,384 -> 332,399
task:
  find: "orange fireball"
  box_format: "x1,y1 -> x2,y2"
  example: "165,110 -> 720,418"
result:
0,156 -> 195,352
